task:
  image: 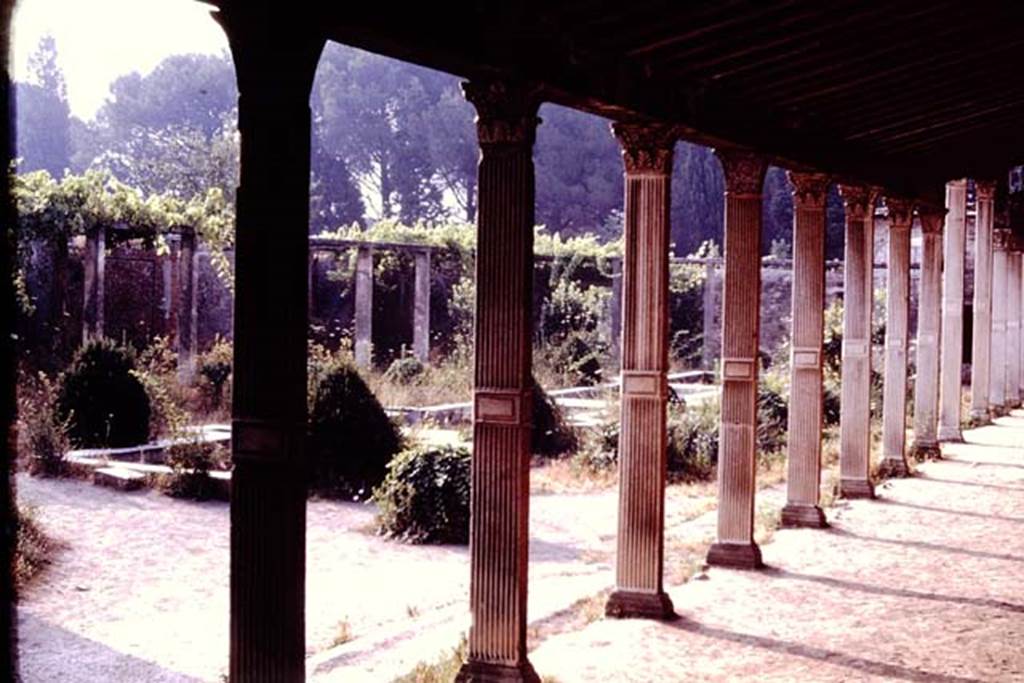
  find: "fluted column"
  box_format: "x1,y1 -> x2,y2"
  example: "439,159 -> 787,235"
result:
879,198 -> 913,478
781,172 -> 830,529
911,209 -> 944,459
838,185 -> 878,498
605,123 -> 677,619
989,229 -> 1010,415
458,80 -> 541,683
938,180 -> 968,442
1007,251 -> 1022,408
214,7 -> 324,681
970,181 -> 996,423
412,248 -> 431,363
707,150 -> 767,570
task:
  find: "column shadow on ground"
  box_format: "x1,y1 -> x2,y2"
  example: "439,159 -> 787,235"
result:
666,618 -> 983,683
940,457 -> 1024,470
825,524 -> 1024,563
913,473 -> 1024,493
761,566 -> 1024,615
868,497 -> 1024,524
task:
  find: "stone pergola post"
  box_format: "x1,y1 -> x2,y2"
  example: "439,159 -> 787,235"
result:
781,172 -> 830,528
989,228 -> 1010,415
177,228 -> 198,384
911,209 -> 944,459
938,180 -> 967,442
605,122 -> 677,619
702,260 -> 718,369
213,8 -> 324,680
354,245 -> 373,367
412,248 -> 431,363
970,181 -> 996,423
879,198 -> 914,478
838,185 -> 878,498
609,255 -> 623,363
458,79 -> 541,683
1007,250 -> 1022,407
81,225 -> 106,342
707,150 -> 767,569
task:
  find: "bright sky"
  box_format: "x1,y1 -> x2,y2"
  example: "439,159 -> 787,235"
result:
11,0 -> 229,121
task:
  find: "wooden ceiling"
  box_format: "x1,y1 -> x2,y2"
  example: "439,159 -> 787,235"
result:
257,2 -> 1024,205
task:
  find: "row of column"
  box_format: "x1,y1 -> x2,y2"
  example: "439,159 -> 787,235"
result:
216,8 -> 1023,679
80,227 -> 198,380
309,245 -> 432,367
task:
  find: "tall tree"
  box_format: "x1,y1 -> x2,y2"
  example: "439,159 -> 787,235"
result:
16,35 -> 71,176
671,142 -> 724,256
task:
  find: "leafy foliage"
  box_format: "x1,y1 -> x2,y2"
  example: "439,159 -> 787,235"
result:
57,339 -> 151,448
384,354 -> 426,385
162,440 -> 227,501
373,444 -> 471,544
18,372 -> 70,476
197,335 -> 233,414
532,382 -> 579,458
15,506 -> 55,591
308,356 -> 404,498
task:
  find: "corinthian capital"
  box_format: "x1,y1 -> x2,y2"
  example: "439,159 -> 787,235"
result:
716,149 -> 767,195
918,207 -> 945,234
837,184 -> 878,221
611,122 -> 679,175
788,172 -> 830,210
461,79 -> 542,146
975,180 -> 997,201
886,197 -> 914,229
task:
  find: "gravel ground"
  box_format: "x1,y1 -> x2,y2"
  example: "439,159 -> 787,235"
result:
530,409 -> 1024,682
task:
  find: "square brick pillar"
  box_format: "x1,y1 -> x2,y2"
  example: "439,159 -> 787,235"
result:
911,209 -> 944,460
605,122 -> 678,619
938,180 -> 968,442
81,225 -> 106,343
838,185 -> 878,499
781,172 -> 831,529
176,228 -> 198,384
458,80 -> 542,683
213,8 -> 324,681
970,181 -> 996,424
412,248 -> 431,363
706,150 -> 768,570
879,198 -> 914,478
354,245 -> 373,367
989,229 -> 1010,415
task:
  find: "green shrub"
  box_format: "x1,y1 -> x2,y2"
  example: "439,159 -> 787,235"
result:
532,381 -> 578,458
135,336 -> 190,438
823,382 -> 841,427
57,339 -> 151,448
757,382 -> 789,454
19,372 -> 70,476
309,358 -> 404,498
547,333 -> 604,386
162,440 -> 227,501
667,401 -> 718,482
373,444 -> 471,544
384,354 -> 425,385
198,335 -> 233,413
15,505 -> 55,591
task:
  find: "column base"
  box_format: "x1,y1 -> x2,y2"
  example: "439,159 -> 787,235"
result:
456,660 -> 541,683
706,542 -> 763,570
968,411 -> 992,428
605,589 -> 677,621
990,404 -> 1009,418
877,457 -> 911,479
780,503 -> 828,529
910,441 -> 942,462
937,426 -> 963,443
839,478 -> 875,500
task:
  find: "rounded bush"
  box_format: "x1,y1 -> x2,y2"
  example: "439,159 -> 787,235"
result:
532,381 -> 578,458
309,359 -> 403,498
757,383 -> 789,454
57,339 -> 151,448
667,401 -> 718,482
373,444 -> 471,544
384,355 -> 425,385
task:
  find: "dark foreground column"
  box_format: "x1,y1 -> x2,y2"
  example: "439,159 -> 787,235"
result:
879,198 -> 913,478
458,79 -> 541,683
605,122 -> 677,619
838,185 -> 878,498
938,180 -> 967,442
911,209 -> 944,460
781,172 -> 830,528
707,150 -> 767,570
213,7 -> 324,681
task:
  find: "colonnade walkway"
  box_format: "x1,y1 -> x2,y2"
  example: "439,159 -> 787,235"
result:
531,410 -> 1024,682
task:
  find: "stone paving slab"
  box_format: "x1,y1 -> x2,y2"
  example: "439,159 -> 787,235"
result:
529,409 -> 1024,682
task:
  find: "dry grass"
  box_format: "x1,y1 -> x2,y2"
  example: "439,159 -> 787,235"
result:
14,505 -> 58,593
330,618 -> 354,648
